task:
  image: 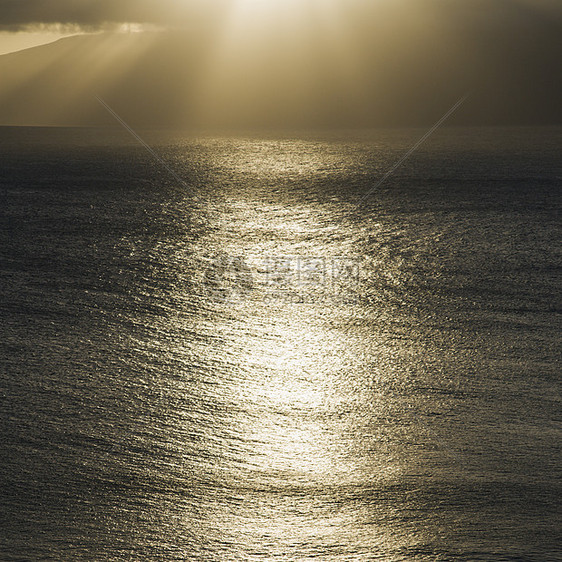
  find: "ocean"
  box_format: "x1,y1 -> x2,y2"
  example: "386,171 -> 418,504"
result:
0,126 -> 560,560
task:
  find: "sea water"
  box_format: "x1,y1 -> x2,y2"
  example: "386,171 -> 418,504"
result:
0,126 -> 560,560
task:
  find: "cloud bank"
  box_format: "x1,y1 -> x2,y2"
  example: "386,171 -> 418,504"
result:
0,0 -> 226,31
0,0 -> 560,30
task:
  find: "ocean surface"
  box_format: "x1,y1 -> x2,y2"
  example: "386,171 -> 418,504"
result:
0,126 -> 560,561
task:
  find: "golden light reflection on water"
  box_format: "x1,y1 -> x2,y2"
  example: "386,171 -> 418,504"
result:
233,316 -> 353,483
159,140 -> 426,557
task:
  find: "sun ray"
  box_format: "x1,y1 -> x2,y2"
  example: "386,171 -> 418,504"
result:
191,0 -> 366,127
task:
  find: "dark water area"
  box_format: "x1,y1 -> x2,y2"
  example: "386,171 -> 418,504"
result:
0,126 -> 561,560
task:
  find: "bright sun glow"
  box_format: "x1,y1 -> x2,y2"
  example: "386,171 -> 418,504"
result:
234,0 -> 305,15
229,0 -> 340,28
192,0 -> 354,126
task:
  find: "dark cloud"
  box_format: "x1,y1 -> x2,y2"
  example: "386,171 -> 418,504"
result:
0,0 -> 227,31
0,0 -> 561,31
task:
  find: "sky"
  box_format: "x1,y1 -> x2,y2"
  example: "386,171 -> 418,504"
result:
0,0 -> 560,128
